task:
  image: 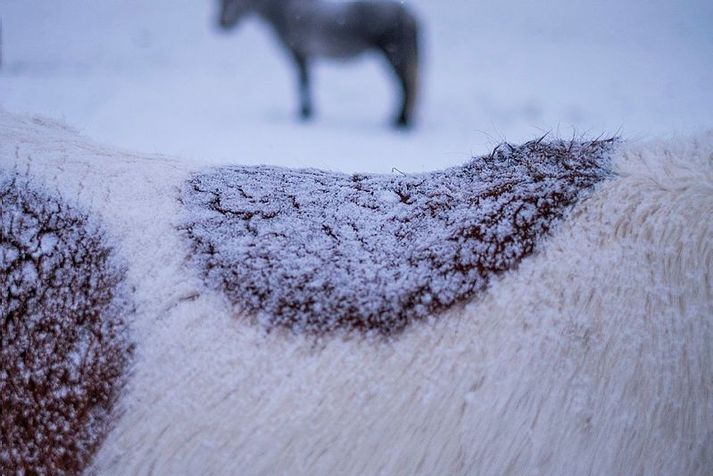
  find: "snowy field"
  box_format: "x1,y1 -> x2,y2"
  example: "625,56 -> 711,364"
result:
1,0 -> 712,172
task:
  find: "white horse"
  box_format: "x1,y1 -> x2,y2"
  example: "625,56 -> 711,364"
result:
3,112 -> 712,476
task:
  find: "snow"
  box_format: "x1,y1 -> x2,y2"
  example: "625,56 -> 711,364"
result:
1,0 -> 712,172
180,139 -> 614,334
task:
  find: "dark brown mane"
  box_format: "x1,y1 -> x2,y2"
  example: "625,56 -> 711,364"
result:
179,138 -> 616,336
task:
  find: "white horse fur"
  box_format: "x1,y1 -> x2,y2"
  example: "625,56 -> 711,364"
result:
1,110 -> 711,475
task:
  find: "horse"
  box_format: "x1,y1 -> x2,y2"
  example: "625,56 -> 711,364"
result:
217,0 -> 420,128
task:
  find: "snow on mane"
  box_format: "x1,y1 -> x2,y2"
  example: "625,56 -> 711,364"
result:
0,173 -> 132,475
179,139 -> 615,335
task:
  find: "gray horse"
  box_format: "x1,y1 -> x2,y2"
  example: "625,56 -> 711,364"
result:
218,0 -> 420,128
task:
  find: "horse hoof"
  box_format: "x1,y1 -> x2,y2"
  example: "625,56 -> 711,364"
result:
393,116 -> 412,129
300,108 -> 313,121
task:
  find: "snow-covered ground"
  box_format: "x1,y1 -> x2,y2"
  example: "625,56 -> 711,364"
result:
1,0 -> 712,172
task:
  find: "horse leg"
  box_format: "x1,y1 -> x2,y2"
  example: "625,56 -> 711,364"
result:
378,24 -> 419,128
291,51 -> 312,120
394,59 -> 418,128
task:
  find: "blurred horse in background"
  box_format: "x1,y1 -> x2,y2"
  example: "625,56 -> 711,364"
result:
218,0 -> 420,128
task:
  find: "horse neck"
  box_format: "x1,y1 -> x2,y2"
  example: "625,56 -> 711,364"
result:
254,0 -> 290,27
254,0 -> 316,34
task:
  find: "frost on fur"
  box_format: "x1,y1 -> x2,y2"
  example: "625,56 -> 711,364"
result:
0,173 -> 132,474
180,139 -> 615,335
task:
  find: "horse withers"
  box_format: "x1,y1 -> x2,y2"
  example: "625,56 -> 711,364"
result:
218,0 -> 420,128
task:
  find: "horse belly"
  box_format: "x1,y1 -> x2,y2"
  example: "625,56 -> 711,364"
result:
300,27 -> 371,59
310,36 -> 370,59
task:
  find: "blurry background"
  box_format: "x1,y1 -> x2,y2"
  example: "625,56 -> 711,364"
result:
0,0 -> 712,173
